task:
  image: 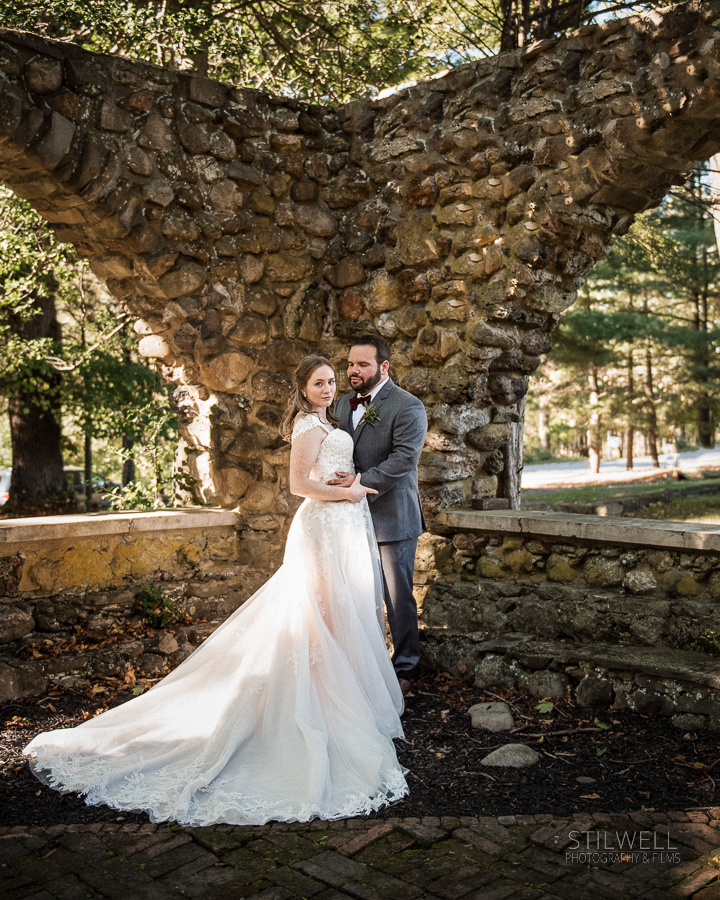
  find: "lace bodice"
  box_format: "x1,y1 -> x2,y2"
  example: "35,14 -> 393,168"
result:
292,415 -> 355,484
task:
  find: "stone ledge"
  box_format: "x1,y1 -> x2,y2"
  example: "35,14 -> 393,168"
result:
439,509 -> 720,554
423,631 -> 720,690
0,507 -> 238,545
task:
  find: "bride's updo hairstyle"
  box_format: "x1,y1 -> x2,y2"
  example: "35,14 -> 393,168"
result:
280,355 -> 339,441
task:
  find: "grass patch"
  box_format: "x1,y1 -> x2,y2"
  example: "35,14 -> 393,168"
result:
523,478 -> 706,507
625,495 -> 720,524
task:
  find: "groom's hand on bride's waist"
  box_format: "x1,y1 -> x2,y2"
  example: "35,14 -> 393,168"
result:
327,471 -> 354,487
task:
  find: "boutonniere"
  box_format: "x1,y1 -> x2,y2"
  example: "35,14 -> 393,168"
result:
360,403 -> 381,426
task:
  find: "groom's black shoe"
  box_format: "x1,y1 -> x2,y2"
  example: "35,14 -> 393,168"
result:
399,678 -> 414,698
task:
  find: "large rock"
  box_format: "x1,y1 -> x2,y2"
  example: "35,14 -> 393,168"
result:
201,352 -> 253,393
0,660 -> 46,702
433,403 -> 490,435
481,743 -> 540,767
0,604 -> 34,644
521,670 -> 570,700
469,701 -> 514,732
576,674 -> 614,707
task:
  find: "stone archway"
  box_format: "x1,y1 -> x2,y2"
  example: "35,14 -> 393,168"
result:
1,1 -> 720,565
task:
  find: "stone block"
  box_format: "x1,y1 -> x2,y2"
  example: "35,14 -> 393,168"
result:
584,557 -> 623,587
466,423 -> 511,451
0,604 -> 34,644
138,112 -> 176,150
418,451 -> 476,483
0,660 -> 46,702
213,468 -> 253,506
469,701 -> 514,731
138,335 -> 172,359
35,111 -> 75,170
546,554 -> 576,583
481,743 -> 540,767
474,654 -> 516,690
25,57 -> 62,94
252,370 -> 292,405
671,713 -> 706,731
575,674 -> 614,707
326,256 -> 366,288
0,553 -> 26,595
433,403 -> 490,435
201,352 -> 253,394
141,179 -> 174,207
189,77 -> 228,107
237,483 -> 276,514
521,670 -> 569,699
138,652 -> 166,674
99,101 -> 132,132
629,689 -> 675,717
265,253 -> 313,282
158,262 -> 207,299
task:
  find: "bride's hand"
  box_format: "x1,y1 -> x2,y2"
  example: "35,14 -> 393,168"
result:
346,473 -> 378,503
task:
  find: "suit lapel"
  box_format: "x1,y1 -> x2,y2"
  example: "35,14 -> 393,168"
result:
353,379 -> 394,446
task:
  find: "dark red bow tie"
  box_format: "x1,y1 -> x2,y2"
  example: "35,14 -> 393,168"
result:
349,395 -> 371,411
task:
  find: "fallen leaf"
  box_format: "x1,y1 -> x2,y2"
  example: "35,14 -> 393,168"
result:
580,793 -> 600,799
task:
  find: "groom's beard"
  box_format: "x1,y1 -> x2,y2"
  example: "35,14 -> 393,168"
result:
349,367 -> 382,396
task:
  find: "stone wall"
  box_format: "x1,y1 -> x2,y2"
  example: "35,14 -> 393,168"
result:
0,509 -> 273,702
1,1 -> 720,559
418,510 -> 720,730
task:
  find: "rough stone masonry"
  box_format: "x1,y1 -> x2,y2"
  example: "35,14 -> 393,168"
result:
2,1 -> 720,558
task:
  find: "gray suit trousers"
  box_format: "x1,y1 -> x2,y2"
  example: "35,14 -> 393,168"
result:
377,538 -> 420,679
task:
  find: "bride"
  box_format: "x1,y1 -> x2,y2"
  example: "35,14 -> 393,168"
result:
24,355 -> 408,826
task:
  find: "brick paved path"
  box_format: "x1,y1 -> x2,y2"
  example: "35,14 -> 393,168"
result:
3,812 -> 720,900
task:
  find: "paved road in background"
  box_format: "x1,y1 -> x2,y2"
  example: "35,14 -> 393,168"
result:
522,447 -> 720,490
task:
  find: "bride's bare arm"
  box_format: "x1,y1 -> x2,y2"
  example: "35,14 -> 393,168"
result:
289,429 -> 376,503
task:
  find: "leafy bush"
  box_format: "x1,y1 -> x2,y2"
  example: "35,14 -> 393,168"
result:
133,582 -> 182,629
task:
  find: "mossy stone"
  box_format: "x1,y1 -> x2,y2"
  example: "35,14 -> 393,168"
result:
478,556 -> 504,578
546,553 -> 576,583
675,574 -> 702,597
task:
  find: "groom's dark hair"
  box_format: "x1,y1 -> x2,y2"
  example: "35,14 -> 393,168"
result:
351,334 -> 391,367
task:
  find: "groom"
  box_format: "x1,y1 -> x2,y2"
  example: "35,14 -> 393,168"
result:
329,334 -> 427,697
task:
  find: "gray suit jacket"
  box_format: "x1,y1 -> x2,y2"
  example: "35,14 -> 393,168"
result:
336,378 -> 427,543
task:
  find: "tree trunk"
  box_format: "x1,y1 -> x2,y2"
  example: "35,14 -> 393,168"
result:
84,433 -> 92,508
6,289 -> 66,507
709,152 -> 720,259
538,396 -> 550,452
587,362 -> 601,474
500,394 -> 526,509
645,340 -> 660,467
626,350 -> 634,470
122,437 -> 136,486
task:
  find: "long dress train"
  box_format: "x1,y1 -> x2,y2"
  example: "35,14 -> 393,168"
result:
23,415 -> 408,826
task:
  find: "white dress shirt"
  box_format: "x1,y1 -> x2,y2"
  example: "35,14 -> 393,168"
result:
351,376 -> 389,429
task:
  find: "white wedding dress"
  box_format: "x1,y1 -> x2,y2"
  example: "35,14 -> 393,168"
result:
24,415 -> 408,826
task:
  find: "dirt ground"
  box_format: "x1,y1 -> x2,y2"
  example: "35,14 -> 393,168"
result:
2,672 -> 717,827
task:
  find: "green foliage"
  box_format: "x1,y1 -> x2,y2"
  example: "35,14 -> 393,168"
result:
0,188 -> 179,508
108,481 -> 166,510
0,0 -> 676,103
133,581 -> 182,628
693,629 -> 720,657
0,0 -> 440,103
529,165 -> 720,459
535,701 -> 554,714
